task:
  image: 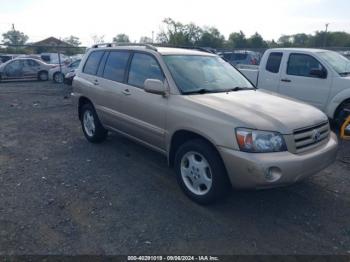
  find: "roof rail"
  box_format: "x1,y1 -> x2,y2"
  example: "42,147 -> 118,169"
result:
91,43 -> 158,51
153,44 -> 217,54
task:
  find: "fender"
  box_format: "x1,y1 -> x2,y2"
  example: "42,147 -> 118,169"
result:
326,88 -> 350,119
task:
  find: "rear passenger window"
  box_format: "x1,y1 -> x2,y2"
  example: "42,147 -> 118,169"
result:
127,53 -> 164,88
103,51 -> 130,82
266,52 -> 283,73
83,51 -> 104,75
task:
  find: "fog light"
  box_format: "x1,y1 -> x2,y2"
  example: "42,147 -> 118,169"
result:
265,167 -> 282,182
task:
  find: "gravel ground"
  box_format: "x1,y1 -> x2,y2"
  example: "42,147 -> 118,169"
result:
0,81 -> 349,255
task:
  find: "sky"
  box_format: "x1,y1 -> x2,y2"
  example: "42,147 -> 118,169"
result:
0,0 -> 349,46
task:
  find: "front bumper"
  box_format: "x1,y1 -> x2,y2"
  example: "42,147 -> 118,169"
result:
218,132 -> 338,189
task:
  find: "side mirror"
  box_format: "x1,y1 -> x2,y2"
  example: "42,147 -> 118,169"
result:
310,68 -> 327,79
144,79 -> 166,95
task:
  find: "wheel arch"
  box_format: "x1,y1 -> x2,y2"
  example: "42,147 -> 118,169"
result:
168,129 -> 220,168
326,89 -> 350,119
78,96 -> 94,120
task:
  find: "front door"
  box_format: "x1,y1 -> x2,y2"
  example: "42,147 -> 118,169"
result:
278,53 -> 331,111
118,52 -> 167,151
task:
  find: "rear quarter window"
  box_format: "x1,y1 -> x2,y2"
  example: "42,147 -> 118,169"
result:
266,52 -> 283,73
83,51 -> 104,75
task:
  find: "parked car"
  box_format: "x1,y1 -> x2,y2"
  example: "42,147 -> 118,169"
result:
64,69 -> 77,85
239,48 -> 350,126
49,59 -> 81,83
0,54 -> 19,63
72,45 -> 337,204
219,50 -> 261,66
40,53 -> 69,64
0,58 -> 55,81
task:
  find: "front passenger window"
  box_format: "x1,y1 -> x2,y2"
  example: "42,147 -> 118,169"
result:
287,54 -> 326,78
127,53 -> 164,88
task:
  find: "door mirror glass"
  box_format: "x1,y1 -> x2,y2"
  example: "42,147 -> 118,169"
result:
309,68 -> 327,79
144,79 -> 166,95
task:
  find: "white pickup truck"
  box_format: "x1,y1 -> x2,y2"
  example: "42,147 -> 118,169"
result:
239,48 -> 350,125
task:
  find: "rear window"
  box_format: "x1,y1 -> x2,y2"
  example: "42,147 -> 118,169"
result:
103,51 -> 130,82
231,53 -> 248,60
41,55 -> 50,63
83,51 -> 104,75
266,52 -> 283,73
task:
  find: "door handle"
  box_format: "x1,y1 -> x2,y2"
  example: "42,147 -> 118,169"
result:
93,79 -> 99,85
122,89 -> 131,95
281,78 -> 291,83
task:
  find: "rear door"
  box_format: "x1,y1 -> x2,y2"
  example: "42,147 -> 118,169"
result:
278,52 -> 331,110
95,50 -> 131,129
258,51 -> 283,92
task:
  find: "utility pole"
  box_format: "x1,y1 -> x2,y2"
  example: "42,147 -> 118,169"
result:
323,23 -> 329,47
12,23 -> 18,53
152,31 -> 154,44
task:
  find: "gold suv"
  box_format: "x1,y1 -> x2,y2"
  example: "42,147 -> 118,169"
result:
72,44 -> 338,204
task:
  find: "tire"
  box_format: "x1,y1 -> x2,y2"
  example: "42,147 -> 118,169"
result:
334,102 -> 350,129
53,72 -> 64,83
174,139 -> 231,205
38,71 -> 48,81
80,103 -> 108,143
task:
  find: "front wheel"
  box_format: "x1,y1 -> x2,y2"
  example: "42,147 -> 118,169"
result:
334,102 -> 350,129
38,71 -> 48,81
174,139 -> 231,205
53,72 -> 64,83
81,103 -> 108,143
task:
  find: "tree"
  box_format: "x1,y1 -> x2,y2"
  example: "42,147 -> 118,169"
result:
2,29 -> 28,45
247,32 -> 267,48
64,35 -> 81,46
292,33 -> 310,47
139,36 -> 153,43
91,35 -> 105,44
197,27 -> 225,48
157,18 -> 202,46
113,34 -> 130,43
278,35 -> 292,47
227,31 -> 247,48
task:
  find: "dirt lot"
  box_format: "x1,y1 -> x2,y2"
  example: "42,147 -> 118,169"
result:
0,81 -> 349,255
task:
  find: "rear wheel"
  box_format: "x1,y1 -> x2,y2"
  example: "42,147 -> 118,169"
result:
80,103 -> 108,143
174,139 -> 231,205
38,71 -> 48,81
53,72 -> 64,83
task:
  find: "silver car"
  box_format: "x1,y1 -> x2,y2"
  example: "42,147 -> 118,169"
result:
72,44 -> 338,204
0,58 -> 55,81
49,59 -> 81,83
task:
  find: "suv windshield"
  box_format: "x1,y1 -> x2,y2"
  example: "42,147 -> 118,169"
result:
318,51 -> 350,76
163,55 -> 254,94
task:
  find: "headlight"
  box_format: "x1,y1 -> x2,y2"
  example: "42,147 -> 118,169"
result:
236,128 -> 287,153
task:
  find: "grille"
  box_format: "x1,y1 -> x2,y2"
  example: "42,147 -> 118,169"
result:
293,121 -> 330,153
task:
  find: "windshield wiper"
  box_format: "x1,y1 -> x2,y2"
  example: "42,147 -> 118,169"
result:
339,72 -> 350,76
225,86 -> 255,92
182,88 -> 218,95
183,86 -> 255,95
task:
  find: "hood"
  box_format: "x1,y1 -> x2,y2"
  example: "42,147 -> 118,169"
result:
185,89 -> 328,134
